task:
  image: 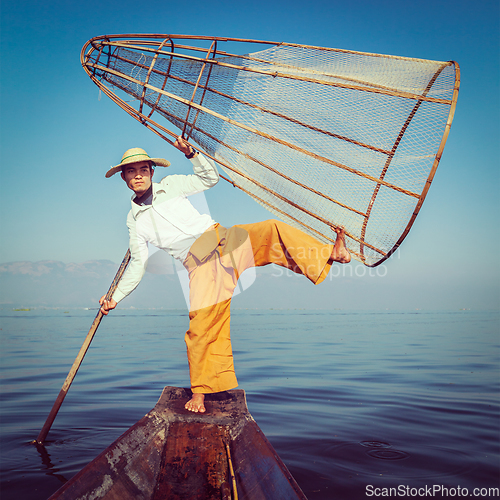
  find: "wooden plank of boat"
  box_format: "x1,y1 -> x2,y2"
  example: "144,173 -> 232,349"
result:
47,386 -> 308,500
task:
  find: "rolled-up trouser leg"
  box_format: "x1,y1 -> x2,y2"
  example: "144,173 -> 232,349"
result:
234,219 -> 334,285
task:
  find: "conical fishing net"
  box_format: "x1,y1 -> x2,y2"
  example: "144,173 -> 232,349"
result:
81,35 -> 459,266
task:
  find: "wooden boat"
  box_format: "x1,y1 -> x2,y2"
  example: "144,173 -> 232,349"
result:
48,386 -> 307,499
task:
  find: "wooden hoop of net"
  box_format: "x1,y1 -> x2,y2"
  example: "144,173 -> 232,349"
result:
81,34 -> 460,267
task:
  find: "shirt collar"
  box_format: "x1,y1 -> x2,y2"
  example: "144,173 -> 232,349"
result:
130,181 -> 166,217
133,184 -> 153,206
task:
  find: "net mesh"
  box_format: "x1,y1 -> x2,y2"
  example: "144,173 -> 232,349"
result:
81,35 -> 459,266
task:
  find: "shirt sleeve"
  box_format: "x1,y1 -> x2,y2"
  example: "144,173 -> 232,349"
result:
158,153 -> 219,197
112,212 -> 148,303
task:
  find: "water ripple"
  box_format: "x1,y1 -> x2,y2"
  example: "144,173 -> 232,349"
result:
1,309 -> 498,500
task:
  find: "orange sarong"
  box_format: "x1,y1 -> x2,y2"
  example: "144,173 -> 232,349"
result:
183,219 -> 334,393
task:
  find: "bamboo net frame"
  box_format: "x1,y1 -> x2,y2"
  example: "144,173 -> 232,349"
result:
81,34 -> 460,267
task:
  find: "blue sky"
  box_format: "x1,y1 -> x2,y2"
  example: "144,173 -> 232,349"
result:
1,0 -> 498,310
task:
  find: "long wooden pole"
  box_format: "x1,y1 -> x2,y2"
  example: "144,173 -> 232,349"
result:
35,250 -> 131,445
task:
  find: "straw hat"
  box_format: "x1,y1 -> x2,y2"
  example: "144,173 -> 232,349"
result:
106,148 -> 171,178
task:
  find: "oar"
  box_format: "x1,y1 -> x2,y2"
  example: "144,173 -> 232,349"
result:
35,250 -> 131,445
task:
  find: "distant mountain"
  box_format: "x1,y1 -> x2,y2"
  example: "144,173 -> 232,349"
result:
0,256 -> 336,310
0,258 -> 187,309
0,254 -> 296,310
5,255 -> 473,311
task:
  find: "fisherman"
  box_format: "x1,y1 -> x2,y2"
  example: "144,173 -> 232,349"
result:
99,136 -> 351,413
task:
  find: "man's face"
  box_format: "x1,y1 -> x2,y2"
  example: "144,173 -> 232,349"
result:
121,161 -> 153,196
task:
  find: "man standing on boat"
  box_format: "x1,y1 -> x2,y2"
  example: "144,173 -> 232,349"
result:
99,136 -> 351,413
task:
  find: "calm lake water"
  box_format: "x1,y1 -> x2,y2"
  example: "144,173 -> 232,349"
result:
0,308 -> 499,499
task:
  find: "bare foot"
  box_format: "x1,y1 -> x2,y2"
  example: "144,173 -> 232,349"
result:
331,226 -> 351,263
185,393 -> 206,413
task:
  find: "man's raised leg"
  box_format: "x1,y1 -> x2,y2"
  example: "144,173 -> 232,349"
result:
331,226 -> 351,263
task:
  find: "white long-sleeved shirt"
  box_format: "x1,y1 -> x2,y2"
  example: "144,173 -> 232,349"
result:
112,153 -> 219,303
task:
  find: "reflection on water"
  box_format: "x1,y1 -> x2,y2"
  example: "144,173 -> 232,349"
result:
33,443 -> 68,485
0,309 -> 499,499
